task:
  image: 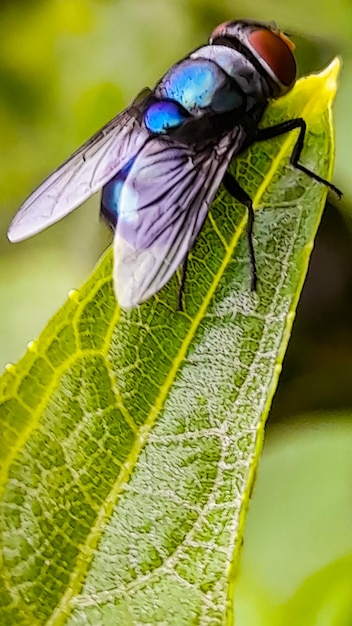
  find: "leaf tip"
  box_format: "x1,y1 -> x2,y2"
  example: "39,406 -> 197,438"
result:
296,57 -> 341,119
319,57 -> 341,98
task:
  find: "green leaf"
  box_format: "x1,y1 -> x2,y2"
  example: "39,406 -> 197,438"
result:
0,59 -> 340,625
235,416 -> 352,626
279,556 -> 352,626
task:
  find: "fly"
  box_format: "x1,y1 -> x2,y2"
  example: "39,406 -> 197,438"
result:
7,19 -> 341,308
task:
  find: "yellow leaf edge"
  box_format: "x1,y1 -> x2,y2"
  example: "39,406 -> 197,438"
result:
226,57 -> 341,625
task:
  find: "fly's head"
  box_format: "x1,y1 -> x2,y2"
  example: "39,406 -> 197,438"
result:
209,20 -> 297,98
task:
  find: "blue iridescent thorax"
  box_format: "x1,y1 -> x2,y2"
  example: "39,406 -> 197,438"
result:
143,56 -> 245,134
155,58 -> 244,114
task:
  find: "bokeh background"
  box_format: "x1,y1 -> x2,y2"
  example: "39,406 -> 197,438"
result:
1,1 -> 352,623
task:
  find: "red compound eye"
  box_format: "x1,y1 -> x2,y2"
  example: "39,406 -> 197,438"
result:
249,28 -> 296,87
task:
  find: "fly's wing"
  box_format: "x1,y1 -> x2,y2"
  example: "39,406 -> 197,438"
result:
7,89 -> 153,243
114,126 -> 245,308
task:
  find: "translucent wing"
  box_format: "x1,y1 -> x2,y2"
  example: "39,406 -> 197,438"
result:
114,127 -> 245,307
7,90 -> 153,242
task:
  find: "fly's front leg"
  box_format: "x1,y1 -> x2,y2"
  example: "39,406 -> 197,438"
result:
222,172 -> 257,291
254,119 -> 342,198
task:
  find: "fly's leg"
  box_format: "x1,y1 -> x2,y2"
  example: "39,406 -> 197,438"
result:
223,172 -> 257,291
177,255 -> 189,311
254,118 -> 342,198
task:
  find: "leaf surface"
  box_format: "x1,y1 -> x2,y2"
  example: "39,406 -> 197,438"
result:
0,60 -> 340,625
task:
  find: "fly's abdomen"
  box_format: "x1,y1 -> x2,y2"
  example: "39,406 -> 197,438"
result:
103,55 -> 248,227
144,100 -> 190,134
101,157 -> 136,229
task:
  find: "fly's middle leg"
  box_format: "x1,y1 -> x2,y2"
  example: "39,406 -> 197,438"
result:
222,172 -> 257,291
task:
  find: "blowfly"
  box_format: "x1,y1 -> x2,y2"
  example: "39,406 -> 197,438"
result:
8,20 -> 341,308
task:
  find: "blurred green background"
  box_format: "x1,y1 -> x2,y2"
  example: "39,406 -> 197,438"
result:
1,1 -> 352,623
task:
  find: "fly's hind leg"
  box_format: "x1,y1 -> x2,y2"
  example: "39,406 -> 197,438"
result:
254,118 -> 342,198
222,172 -> 257,291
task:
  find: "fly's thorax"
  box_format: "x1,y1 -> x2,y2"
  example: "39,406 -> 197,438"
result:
144,44 -> 270,138
152,55 -> 247,119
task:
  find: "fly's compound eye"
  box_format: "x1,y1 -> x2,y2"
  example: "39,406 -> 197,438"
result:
248,28 -> 296,93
